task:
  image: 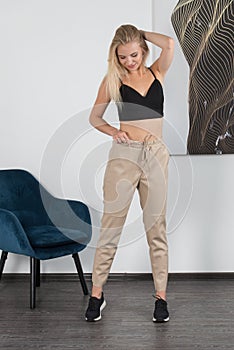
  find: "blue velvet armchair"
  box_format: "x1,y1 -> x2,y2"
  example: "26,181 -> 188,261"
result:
0,169 -> 92,308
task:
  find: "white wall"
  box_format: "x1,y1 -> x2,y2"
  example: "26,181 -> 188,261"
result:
1,1 -> 234,273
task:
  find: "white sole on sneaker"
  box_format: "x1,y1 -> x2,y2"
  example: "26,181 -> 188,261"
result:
152,316 -> 169,322
85,300 -> 107,322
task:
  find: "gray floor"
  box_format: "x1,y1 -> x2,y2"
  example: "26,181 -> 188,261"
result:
0,274 -> 234,350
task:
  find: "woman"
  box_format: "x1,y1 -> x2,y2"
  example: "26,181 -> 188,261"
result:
85,24 -> 174,322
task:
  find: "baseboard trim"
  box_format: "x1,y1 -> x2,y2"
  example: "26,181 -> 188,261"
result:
1,272 -> 234,282
168,272 -> 234,280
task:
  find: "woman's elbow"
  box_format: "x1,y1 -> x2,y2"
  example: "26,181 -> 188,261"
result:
89,115 -> 94,126
167,37 -> 174,50
89,114 -> 102,129
89,110 -> 97,127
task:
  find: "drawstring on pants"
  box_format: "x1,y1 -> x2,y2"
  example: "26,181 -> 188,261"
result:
142,134 -> 157,165
123,133 -> 160,168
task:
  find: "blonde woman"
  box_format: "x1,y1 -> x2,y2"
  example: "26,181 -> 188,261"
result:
85,24 -> 174,322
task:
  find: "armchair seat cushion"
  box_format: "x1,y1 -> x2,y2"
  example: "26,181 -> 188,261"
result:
25,225 -> 90,248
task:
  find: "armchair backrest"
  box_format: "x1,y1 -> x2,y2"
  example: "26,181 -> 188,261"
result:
0,169 -> 51,227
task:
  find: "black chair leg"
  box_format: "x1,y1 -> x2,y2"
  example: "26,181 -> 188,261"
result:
0,251 -> 8,280
72,253 -> 89,295
30,257 -> 37,309
35,259 -> 40,287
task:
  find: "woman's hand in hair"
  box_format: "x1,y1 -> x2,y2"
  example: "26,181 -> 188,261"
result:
141,31 -> 174,77
139,30 -> 146,40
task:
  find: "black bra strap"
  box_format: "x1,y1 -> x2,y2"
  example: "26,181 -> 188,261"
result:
148,67 -> 157,79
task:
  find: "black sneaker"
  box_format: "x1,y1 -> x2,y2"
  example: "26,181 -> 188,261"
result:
85,292 -> 106,322
153,297 -> 169,323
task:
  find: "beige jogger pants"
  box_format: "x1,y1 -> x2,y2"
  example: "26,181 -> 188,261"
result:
92,135 -> 170,292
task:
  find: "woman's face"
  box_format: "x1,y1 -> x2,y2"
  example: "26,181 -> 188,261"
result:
117,41 -> 144,72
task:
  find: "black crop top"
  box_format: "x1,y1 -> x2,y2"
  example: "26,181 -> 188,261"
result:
118,67 -> 164,121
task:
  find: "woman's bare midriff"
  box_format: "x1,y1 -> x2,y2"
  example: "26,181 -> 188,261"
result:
120,118 -> 163,142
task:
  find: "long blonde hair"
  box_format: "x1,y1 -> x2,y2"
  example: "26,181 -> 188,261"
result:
106,24 -> 149,102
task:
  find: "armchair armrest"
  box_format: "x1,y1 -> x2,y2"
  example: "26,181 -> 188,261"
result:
67,200 -> 91,225
46,198 -> 92,242
67,199 -> 92,241
0,209 -> 34,256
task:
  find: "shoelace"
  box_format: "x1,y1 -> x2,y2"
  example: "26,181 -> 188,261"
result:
152,295 -> 167,304
156,299 -> 167,311
152,294 -> 164,300
88,296 -> 100,311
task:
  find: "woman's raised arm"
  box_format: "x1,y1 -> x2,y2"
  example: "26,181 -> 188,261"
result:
140,30 -> 174,77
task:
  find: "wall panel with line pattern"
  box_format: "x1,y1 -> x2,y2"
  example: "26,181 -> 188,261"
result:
171,0 -> 234,154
